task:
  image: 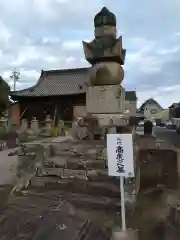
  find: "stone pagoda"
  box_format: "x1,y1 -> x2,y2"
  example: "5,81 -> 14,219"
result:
82,7 -> 127,128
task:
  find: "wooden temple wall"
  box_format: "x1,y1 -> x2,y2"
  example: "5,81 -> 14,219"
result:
73,105 -> 87,118
17,94 -> 86,123
9,102 -> 20,127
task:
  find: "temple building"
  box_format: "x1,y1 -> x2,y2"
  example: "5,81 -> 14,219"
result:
10,67 -> 137,125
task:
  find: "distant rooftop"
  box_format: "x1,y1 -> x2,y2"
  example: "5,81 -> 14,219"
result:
10,67 -> 137,101
139,98 -> 163,112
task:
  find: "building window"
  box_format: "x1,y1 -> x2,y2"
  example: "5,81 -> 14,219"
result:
124,109 -> 130,114
151,109 -> 158,114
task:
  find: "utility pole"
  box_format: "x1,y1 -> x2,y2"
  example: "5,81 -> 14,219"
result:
10,69 -> 20,91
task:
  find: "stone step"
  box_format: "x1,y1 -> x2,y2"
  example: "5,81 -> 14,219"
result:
43,168 -> 116,183
51,143 -> 105,156
21,189 -> 121,212
30,177 -> 120,198
45,156 -> 107,170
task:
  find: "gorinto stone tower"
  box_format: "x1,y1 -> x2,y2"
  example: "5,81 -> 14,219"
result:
82,7 -> 127,126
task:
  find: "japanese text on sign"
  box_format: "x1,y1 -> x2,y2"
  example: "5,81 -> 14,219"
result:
107,134 -> 134,177
116,137 -> 125,174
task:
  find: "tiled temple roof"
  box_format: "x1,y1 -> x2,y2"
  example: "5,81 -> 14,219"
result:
11,68 -> 89,97
10,67 -> 136,101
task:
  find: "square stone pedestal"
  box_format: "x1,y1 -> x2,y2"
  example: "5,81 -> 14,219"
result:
86,85 -> 125,114
91,113 -> 128,127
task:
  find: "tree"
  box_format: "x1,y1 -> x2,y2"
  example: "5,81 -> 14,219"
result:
0,77 -> 10,118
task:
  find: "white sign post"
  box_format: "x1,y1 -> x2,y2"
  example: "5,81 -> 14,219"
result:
107,134 -> 134,232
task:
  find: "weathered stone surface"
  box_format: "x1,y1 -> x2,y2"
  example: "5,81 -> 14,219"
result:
50,140 -> 105,156
10,136 -> 137,227
30,177 -> 120,198
40,115 -> 52,137
30,117 -> 40,135
43,168 -> 110,182
88,62 -> 124,85
86,85 -> 125,114
45,157 -> 106,170
139,149 -> 178,189
112,228 -> 138,240
136,134 -> 156,149
11,144 -> 47,193
18,118 -> 28,135
0,192 -> 112,240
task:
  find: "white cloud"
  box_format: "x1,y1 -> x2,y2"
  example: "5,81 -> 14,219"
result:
139,57 -> 162,74
20,69 -> 39,79
0,21 -> 11,50
157,46 -> 180,55
44,56 -> 60,63
65,56 -> 76,64
126,38 -> 162,74
62,41 -> 82,50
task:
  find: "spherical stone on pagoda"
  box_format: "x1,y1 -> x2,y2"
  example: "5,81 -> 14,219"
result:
89,62 -> 124,85
94,7 -> 116,27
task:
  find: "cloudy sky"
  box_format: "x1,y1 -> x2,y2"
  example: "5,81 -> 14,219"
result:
0,0 -> 180,108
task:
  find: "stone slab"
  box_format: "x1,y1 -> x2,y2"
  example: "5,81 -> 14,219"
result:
42,168 -> 110,182
45,157 -> 107,170
30,177 -> 120,198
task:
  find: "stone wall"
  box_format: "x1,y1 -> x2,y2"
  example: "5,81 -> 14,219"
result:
136,134 -> 156,149
139,149 -> 179,189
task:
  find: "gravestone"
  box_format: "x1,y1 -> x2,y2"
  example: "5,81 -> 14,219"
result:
30,117 -> 40,135
144,120 -> 153,135
41,115 -> 52,137
6,123 -> 18,148
82,7 -> 127,130
19,119 -> 28,135
58,119 -> 65,135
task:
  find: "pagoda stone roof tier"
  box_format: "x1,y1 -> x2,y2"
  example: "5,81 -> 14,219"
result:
10,67 -> 136,101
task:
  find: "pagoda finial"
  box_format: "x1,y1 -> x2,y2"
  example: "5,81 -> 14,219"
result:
94,7 -> 116,27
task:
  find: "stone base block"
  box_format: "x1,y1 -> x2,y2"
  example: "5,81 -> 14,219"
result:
92,113 -> 128,127
86,85 -> 125,114
112,228 -> 138,240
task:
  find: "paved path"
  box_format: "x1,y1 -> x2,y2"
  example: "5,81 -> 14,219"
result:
155,127 -> 180,148
137,126 -> 180,148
